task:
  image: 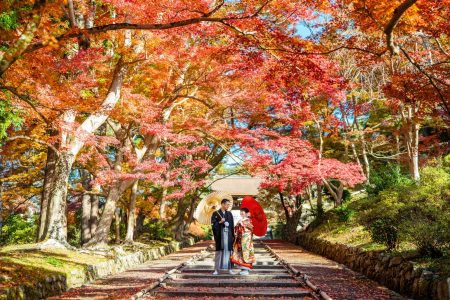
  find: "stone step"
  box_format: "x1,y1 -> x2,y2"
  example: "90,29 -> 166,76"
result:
173,273 -> 293,280
184,264 -> 284,269
166,279 -> 302,287
154,287 -> 312,298
180,268 -> 289,274
197,256 -> 278,262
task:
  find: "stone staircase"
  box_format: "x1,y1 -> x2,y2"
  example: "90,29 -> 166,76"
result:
149,243 -> 315,299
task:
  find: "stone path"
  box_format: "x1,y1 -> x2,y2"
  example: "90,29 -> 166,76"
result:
49,241 -> 211,300
264,240 -> 405,300
147,242 -> 315,299
49,240 -> 406,300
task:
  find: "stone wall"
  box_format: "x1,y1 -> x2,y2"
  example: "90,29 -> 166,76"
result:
1,238 -> 197,300
296,233 -> 450,300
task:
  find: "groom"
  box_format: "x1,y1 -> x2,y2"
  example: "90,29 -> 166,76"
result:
211,199 -> 235,275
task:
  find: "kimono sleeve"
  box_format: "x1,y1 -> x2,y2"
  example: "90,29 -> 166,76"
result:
211,212 -> 221,233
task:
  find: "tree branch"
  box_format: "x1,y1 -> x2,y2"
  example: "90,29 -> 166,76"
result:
0,85 -> 49,123
4,135 -> 60,156
26,1 -> 271,53
0,0 -> 46,76
400,47 -> 450,116
384,0 -> 418,55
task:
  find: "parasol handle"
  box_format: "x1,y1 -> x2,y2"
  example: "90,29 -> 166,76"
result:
213,211 -> 227,225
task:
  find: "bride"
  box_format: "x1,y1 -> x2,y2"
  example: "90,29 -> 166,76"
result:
230,208 -> 255,275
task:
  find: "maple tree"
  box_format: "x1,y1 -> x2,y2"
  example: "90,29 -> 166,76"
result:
0,0 -> 448,249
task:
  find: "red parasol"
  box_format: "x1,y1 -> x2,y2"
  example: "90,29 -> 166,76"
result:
241,196 -> 268,236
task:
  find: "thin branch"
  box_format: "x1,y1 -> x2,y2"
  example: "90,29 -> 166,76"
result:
370,152 -> 407,160
219,21 -> 386,57
434,37 -> 450,56
4,135 -> 60,155
205,171 -> 243,189
400,47 -> 450,116
0,85 -> 49,123
0,0 -> 47,76
95,146 -> 114,169
173,95 -> 214,109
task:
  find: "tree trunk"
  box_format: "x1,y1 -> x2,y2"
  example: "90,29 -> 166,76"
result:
316,184 -> 323,218
360,138 -> 370,183
125,180 -> 138,242
159,188 -> 167,220
336,182 -> 344,206
135,212 -> 145,237
279,192 -> 302,242
395,134 -> 401,163
81,193 -> 92,245
90,195 -> 98,236
284,211 -> 302,242
409,120 -> 420,181
37,147 -> 57,241
114,208 -> 121,244
42,152 -> 75,243
401,105 -> 420,181
322,179 -> 344,207
84,182 -> 124,247
183,196 -> 198,236
172,200 -> 190,241
351,143 -> 362,170
353,113 -> 370,183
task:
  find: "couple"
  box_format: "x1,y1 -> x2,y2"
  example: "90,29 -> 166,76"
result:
211,198 -> 255,276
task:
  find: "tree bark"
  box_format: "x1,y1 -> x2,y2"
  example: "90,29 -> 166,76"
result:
322,179 -> 344,206
409,119 -> 420,181
37,147 -> 57,241
285,210 -> 302,243
90,195 -> 98,236
279,192 -> 302,242
85,182 -> 127,247
159,188 -> 167,220
114,208 -> 121,244
41,152 -> 75,243
335,182 -> 344,206
401,104 -> 420,181
125,180 -> 139,242
316,184 -> 323,218
172,200 -> 190,241
135,212 -> 145,237
81,193 -> 92,244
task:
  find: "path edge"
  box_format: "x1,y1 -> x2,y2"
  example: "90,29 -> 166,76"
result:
295,233 -> 450,300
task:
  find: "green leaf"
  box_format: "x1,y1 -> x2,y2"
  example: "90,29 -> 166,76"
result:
0,10 -> 18,30
0,99 -> 23,139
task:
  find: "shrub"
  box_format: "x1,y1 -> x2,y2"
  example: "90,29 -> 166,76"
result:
334,203 -> 355,222
366,163 -> 412,196
200,225 -> 213,240
361,163 -> 450,255
143,220 -> 170,241
367,218 -> 399,250
398,165 -> 450,257
67,223 -> 81,247
342,189 -> 351,202
0,214 -> 37,245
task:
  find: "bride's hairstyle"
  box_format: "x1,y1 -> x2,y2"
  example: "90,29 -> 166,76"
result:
240,208 -> 249,214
